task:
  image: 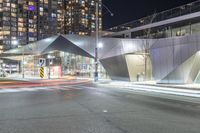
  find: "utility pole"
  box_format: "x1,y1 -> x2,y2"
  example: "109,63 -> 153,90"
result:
94,2 -> 99,82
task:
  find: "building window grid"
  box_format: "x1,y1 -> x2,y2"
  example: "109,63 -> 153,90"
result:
0,0 -> 102,51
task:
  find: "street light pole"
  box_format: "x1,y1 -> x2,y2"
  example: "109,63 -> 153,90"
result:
22,46 -> 25,78
94,2 -> 99,82
12,39 -> 24,78
48,58 -> 51,79
94,2 -> 113,82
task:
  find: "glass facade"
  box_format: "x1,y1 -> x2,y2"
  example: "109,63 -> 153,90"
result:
106,0 -> 200,39
107,0 -> 200,33
129,22 -> 200,39
20,51 -> 107,79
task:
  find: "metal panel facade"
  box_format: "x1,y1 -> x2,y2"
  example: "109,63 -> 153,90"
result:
3,34 -> 200,83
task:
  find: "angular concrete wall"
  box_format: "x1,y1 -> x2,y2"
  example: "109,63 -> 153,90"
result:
100,55 -> 130,81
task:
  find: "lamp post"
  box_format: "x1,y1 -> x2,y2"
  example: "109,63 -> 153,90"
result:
94,2 -> 114,82
94,2 -> 99,82
22,46 -> 25,78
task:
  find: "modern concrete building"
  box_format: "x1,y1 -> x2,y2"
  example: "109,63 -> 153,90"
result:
1,0 -> 200,84
0,0 -> 102,52
105,0 -> 200,39
100,0 -> 200,84
2,33 -> 200,84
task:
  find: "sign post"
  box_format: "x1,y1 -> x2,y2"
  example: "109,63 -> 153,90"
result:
40,67 -> 44,78
38,58 -> 46,79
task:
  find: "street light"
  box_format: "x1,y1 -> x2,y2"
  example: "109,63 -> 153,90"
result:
94,2 -> 99,82
11,40 -> 19,46
102,4 -> 114,16
98,42 -> 103,48
94,2 -> 113,82
11,40 -> 25,78
22,46 -> 25,78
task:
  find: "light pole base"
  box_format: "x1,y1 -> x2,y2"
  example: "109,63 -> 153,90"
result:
94,72 -> 98,82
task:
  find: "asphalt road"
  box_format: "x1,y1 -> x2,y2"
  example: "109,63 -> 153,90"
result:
0,83 -> 200,133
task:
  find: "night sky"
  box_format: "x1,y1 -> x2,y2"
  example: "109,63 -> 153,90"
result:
102,0 -> 198,29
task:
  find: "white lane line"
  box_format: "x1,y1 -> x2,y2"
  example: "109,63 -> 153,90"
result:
0,85 -> 86,94
0,87 -> 53,93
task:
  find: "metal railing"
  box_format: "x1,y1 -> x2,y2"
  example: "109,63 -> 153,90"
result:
107,0 -> 200,32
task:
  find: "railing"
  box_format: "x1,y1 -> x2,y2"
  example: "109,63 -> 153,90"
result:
107,0 -> 200,32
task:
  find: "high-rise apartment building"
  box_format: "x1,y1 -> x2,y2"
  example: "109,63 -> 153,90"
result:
0,0 -> 102,53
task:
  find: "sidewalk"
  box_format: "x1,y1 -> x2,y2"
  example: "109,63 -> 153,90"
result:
137,81 -> 200,90
5,74 -> 76,82
97,81 -> 200,98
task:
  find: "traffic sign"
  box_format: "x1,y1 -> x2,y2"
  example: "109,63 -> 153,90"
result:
49,59 -> 53,65
39,58 -> 46,67
40,67 -> 44,78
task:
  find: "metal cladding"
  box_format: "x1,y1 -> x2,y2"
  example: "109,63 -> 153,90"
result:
3,34 -> 200,84
150,35 -> 200,84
